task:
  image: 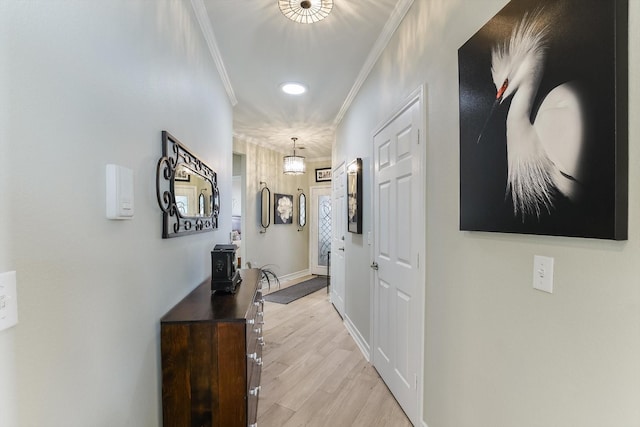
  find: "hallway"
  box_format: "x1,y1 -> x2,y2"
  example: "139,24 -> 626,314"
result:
258,280 -> 412,426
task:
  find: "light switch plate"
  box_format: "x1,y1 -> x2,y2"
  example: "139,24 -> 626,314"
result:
0,271 -> 18,331
533,255 -> 554,293
106,164 -> 134,220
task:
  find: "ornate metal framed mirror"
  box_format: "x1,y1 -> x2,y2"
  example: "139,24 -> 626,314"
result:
156,131 -> 219,238
297,189 -> 306,231
260,182 -> 270,233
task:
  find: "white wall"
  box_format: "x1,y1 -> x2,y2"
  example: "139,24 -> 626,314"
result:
0,3 -> 17,424
335,0 -> 640,426
1,1 -> 233,425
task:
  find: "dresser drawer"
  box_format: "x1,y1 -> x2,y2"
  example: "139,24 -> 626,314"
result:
160,269 -> 263,427
247,386 -> 259,426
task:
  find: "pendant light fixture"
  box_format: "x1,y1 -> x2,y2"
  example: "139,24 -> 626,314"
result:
283,137 -> 306,175
278,0 -> 333,24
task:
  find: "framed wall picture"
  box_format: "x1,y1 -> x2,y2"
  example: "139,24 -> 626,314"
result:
315,168 -> 332,182
458,0 -> 628,240
274,193 -> 293,224
347,158 -> 363,234
174,167 -> 190,182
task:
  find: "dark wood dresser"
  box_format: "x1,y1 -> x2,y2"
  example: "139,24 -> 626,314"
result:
161,269 -> 264,427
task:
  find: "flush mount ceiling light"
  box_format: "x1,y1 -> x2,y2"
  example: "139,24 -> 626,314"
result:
278,0 -> 333,24
283,137 -> 306,175
281,82 -> 307,95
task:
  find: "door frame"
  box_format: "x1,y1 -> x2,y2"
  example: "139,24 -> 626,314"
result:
309,185 -> 332,276
369,85 -> 426,426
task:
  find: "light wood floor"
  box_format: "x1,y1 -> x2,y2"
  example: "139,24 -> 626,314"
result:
258,278 -> 412,427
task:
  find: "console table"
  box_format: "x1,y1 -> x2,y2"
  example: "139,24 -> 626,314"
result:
160,268 -> 264,427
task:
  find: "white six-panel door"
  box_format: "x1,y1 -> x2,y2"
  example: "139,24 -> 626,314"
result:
331,162 -> 346,318
372,94 -> 423,425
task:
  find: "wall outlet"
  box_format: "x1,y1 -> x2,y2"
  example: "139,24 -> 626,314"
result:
0,271 -> 18,331
533,255 -> 554,294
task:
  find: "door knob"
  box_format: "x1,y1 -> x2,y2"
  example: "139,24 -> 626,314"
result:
338,247 -> 345,251
370,262 -> 379,270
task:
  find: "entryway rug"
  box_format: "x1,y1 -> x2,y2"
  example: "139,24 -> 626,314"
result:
263,276 -> 327,304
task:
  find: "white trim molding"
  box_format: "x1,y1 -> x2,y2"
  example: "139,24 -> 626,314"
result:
278,269 -> 311,284
191,0 -> 238,106
344,315 -> 371,362
333,0 -> 415,125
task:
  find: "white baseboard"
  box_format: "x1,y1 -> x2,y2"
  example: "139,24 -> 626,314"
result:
278,269 -> 311,284
344,314 -> 428,427
343,315 -> 371,362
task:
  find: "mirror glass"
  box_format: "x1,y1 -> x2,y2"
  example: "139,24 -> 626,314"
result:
174,164 -> 213,218
260,186 -> 271,231
298,193 -> 307,228
156,131 -> 219,238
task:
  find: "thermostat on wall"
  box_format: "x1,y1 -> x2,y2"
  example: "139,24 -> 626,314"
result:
106,164 -> 134,220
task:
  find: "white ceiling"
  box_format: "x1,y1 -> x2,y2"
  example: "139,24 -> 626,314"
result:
195,0 -> 413,160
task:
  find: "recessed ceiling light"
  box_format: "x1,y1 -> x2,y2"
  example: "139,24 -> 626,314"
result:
281,82 -> 307,95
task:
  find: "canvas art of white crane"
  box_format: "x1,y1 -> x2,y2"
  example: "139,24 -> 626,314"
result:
458,0 -> 627,240
478,8 -> 585,220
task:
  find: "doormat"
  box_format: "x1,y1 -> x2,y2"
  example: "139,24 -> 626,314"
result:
263,276 -> 327,304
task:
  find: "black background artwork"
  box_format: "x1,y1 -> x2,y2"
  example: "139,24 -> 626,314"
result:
348,158 -> 363,234
274,193 -> 294,224
458,0 -> 627,239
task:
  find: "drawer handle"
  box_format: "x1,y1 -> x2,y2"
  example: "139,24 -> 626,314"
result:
258,320 -> 265,325
258,337 -> 265,345
249,385 -> 261,396
257,311 -> 264,317
247,352 -> 257,360
247,318 -> 255,325
249,423 -> 258,427
254,327 -> 262,335
256,357 -> 263,366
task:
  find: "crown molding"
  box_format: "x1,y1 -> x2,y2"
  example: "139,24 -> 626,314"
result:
191,0 -> 238,106
233,133 -> 292,156
333,0 -> 415,126
233,133 -> 331,162
308,156 -> 332,163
